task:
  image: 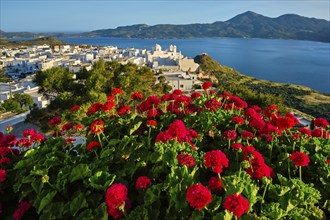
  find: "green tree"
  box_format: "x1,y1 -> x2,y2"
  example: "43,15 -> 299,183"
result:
33,67 -> 75,99
2,98 -> 23,113
13,93 -> 34,108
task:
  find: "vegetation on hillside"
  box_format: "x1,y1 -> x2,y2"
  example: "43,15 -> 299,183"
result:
194,54 -> 330,121
27,60 -> 171,131
0,37 -> 67,48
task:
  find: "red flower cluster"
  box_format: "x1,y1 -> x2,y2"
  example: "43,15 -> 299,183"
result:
135,176 -> 151,189
62,123 -> 73,131
106,183 -> 130,219
111,88 -> 123,96
224,194 -> 249,218
102,101 -> 116,112
90,120 -> 104,134
231,143 -> 243,149
48,116 -> 61,127
12,201 -> 31,220
0,169 -> 6,182
202,81 -> 212,90
290,152 -> 310,166
186,183 -> 212,210
223,130 -> 237,141
203,98 -> 222,111
241,130 -> 254,139
177,154 -> 196,167
207,177 -> 223,192
232,116 -> 245,125
276,115 -> 296,130
155,120 -> 198,147
314,118 -> 328,128
130,91 -> 143,100
117,105 -> 131,115
264,105 -> 278,118
0,157 -> 10,165
86,141 -> 101,150
243,146 -> 275,179
70,105 -> 80,112
204,150 -> 229,174
146,120 -> 157,128
86,102 -> 102,115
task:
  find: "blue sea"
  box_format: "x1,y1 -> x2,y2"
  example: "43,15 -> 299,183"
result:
14,37 -> 330,94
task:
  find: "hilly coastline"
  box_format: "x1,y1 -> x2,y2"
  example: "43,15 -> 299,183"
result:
1,11 -> 329,42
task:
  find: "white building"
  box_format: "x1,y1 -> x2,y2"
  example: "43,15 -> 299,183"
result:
156,71 -> 202,92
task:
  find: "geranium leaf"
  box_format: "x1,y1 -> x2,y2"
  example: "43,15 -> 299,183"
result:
37,191 -> 57,214
70,193 -> 88,216
70,164 -> 91,182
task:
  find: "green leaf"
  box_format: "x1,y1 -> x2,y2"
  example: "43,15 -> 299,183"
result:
130,121 -> 142,135
100,148 -> 115,159
37,191 -> 57,214
32,180 -> 44,194
70,164 -> 91,183
70,193 -> 88,216
94,203 -> 108,220
88,171 -> 116,191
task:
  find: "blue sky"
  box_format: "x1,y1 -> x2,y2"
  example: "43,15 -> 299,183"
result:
1,0 -> 329,32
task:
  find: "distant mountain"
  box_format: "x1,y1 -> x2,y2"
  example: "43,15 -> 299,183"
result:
1,11 -> 329,42
80,11 -> 330,42
0,37 -> 67,48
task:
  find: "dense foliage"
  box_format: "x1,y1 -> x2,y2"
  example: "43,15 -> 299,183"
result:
28,60 -> 170,131
1,84 -> 329,219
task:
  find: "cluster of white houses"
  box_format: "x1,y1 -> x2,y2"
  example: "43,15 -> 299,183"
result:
0,43 -> 203,109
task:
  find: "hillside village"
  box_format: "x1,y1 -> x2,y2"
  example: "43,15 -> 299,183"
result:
0,43 -> 203,109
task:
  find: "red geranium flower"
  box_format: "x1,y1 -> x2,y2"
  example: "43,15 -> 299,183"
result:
106,183 -> 130,219
111,88 -> 123,96
102,101 -> 116,112
241,130 -> 254,139
23,128 -> 36,137
290,152 -> 310,166
130,91 -> 143,100
276,116 -> 295,130
117,105 -> 131,115
186,183 -> 212,210
62,123 -> 73,131
12,201 -> 31,220
75,124 -> 84,130
65,138 -> 76,144
314,118 -> 328,128
0,157 -> 10,165
86,141 -> 101,150
90,120 -> 104,134
202,81 -> 212,90
0,169 -> 6,182
204,150 -> 229,174
70,105 -> 80,112
207,177 -> 223,192
224,194 -> 249,218
146,120 -> 157,128
172,89 -> 183,95
232,116 -> 245,124
49,116 -> 61,127
190,92 -> 201,99
231,143 -> 243,149
177,154 -> 196,167
135,176 -> 151,189
223,130 -> 237,141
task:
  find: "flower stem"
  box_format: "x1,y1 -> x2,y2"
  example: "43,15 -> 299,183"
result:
236,151 -> 239,170
299,166 -> 302,181
262,181 -> 269,204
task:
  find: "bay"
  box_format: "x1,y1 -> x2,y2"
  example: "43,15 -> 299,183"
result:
14,37 -> 330,94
